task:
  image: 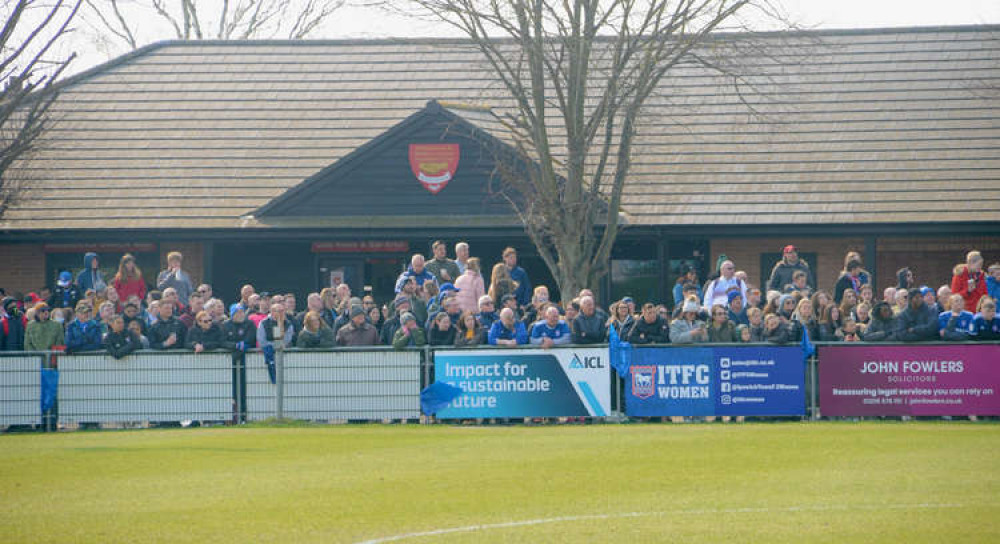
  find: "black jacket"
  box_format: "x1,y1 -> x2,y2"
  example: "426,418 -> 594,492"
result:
863,302 -> 897,341
186,323 -> 224,351
297,326 -> 335,348
626,316 -> 670,344
572,310 -> 608,344
833,273 -> 859,305
49,284 -> 82,310
768,259 -> 814,291
380,316 -> 402,346
148,316 -> 187,350
427,326 -> 457,346
763,322 -> 795,344
895,303 -> 938,342
222,318 -> 256,351
104,330 -> 141,359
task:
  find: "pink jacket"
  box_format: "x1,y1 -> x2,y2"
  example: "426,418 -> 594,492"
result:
454,272 -> 485,314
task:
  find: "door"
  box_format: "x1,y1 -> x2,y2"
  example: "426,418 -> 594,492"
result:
318,258 -> 364,295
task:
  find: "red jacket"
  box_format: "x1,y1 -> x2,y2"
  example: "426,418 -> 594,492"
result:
114,276 -> 147,304
951,265 -> 988,312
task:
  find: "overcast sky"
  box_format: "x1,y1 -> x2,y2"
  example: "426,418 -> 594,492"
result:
64,0 -> 1000,75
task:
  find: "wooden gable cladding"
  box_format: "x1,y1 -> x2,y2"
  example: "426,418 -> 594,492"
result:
253,101 -> 514,220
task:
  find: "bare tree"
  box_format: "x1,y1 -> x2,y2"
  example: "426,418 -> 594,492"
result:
83,0 -> 345,53
0,0 -> 81,218
407,0 -> 786,298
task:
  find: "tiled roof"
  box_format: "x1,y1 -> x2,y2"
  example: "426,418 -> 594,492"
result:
3,25 -> 998,231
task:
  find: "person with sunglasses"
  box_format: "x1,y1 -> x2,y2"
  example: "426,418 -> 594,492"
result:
186,310 -> 224,353
25,302 -> 64,351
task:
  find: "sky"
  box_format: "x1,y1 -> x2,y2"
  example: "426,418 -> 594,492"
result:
57,0 -> 1000,76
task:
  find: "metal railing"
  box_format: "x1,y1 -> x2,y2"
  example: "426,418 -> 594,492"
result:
244,347 -> 421,422
3,341 -> 997,430
0,353 -> 43,426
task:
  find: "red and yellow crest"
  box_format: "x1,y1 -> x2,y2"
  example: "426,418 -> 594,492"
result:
409,144 -> 460,195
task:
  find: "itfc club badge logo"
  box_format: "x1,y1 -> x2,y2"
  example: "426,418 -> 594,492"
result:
409,143 -> 460,195
630,365 -> 656,399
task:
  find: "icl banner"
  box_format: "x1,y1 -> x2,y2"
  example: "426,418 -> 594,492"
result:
626,346 -> 806,417
819,344 -> 1000,416
433,348 -> 610,418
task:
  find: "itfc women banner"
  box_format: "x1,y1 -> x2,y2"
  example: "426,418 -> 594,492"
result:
819,344 -> 1000,416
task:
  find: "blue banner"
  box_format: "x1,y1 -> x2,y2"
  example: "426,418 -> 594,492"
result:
626,346 -> 805,417
433,348 -> 610,418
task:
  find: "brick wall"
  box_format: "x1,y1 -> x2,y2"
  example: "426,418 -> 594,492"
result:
158,242 -> 205,287
876,236 -> 1000,292
710,237 -> 866,293
710,235 -> 1000,295
0,244 -> 46,295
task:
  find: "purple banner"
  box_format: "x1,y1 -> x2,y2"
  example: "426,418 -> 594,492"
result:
819,344 -> 1000,416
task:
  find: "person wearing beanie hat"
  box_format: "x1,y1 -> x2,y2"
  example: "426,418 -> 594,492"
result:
1,297 -> 28,351
24,302 -> 65,352
49,270 -> 82,310
918,286 -> 940,314
727,291 -> 748,326
392,311 -> 426,350
767,245 -> 814,293
378,296 -> 412,346
336,305 -> 378,346
670,297 -> 708,344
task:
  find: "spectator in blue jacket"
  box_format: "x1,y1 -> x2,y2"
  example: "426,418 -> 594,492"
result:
530,306 -> 571,348
971,298 -> 1000,340
76,252 -> 107,294
476,295 -> 499,330
502,247 -> 532,308
938,294 -> 975,341
488,307 -> 527,346
987,263 -> 1000,303
65,303 -> 103,353
394,254 -> 437,293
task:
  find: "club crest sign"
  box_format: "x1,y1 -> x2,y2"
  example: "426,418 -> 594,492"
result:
630,365 -> 656,400
409,143 -> 460,194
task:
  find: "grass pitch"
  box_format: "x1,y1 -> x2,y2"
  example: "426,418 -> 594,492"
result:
1,422 -> 997,543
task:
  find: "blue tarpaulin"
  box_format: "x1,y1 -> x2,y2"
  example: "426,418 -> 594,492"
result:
41,368 -> 59,413
420,381 -> 463,415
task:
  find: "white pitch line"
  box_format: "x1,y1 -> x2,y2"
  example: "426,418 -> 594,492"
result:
355,503 -> 974,544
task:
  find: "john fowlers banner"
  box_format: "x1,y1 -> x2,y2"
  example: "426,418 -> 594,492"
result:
433,348 -> 610,418
819,344 -> 1000,416
626,347 -> 805,417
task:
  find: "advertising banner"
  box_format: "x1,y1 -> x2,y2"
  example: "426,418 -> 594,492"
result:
819,344 -> 1000,416
626,346 -> 806,417
433,348 -> 610,418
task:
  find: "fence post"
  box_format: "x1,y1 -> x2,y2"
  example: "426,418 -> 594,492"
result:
614,371 -> 622,419
423,345 -> 432,390
275,340 -> 285,420
810,353 -> 819,421
233,352 -> 245,424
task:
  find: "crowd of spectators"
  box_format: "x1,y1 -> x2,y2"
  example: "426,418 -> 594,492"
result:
2,243 -> 999,356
